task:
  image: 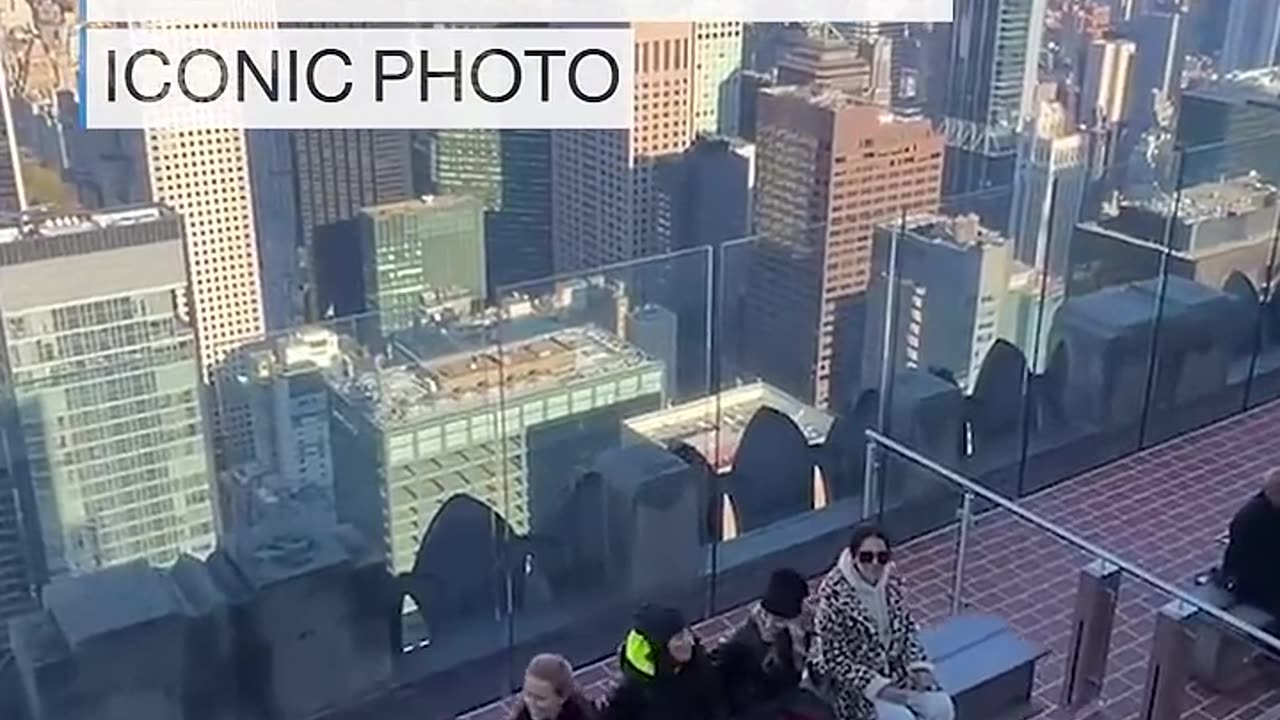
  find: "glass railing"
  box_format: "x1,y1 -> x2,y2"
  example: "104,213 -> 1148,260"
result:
865,428 -> 1280,719
869,131 -> 1280,500
8,132 -> 1280,720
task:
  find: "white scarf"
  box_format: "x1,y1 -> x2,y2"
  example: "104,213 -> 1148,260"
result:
837,547 -> 893,647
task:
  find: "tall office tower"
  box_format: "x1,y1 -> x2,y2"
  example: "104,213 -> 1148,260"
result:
0,467 -> 34,652
0,62 -> 26,212
1009,101 -> 1088,281
744,86 -> 943,408
246,131 -> 303,332
354,195 -> 487,340
1122,9 -> 1186,139
1080,38 -> 1137,127
218,327 -> 340,532
833,22 -> 926,114
737,70 -> 776,141
864,214 -> 1012,393
742,22 -> 805,74
141,127 -> 266,377
692,22 -> 744,136
551,23 -> 695,273
938,0 -> 1048,203
654,135 -> 754,253
776,33 -> 873,96
1179,68 -> 1280,186
434,129 -> 553,291
292,129 -> 414,318
1221,0 -> 1280,73
0,206 -> 215,579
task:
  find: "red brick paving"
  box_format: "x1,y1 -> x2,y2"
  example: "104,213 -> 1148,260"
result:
461,402 -> 1280,720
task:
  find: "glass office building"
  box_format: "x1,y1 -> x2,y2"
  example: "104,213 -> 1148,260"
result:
0,206 -> 215,579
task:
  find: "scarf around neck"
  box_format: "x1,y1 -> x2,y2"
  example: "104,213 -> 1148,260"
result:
837,547 -> 892,646
749,598 -> 812,658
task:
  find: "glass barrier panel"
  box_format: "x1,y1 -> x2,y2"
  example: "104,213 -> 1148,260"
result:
879,438 -> 1280,720
209,309 -> 514,714
710,227 -> 870,616
492,247 -> 718,690
1019,150 -> 1170,497
1138,133 -> 1280,444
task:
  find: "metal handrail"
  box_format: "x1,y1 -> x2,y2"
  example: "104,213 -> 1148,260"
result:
865,428 -> 1280,655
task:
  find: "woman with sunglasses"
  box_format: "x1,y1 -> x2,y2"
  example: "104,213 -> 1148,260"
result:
809,525 -> 954,720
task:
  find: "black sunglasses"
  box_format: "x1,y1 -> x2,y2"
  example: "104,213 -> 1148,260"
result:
857,551 -> 891,565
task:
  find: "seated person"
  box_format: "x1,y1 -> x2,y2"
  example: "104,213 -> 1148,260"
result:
601,604 -> 725,720
1221,468 -> 1280,622
717,569 -> 831,719
810,525 -> 955,720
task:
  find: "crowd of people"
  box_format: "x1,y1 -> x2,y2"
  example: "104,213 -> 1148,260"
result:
508,524 -> 957,720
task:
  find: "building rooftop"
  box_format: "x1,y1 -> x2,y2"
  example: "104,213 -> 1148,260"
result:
0,204 -> 174,244
623,381 -> 834,470
1126,172 -> 1278,224
333,325 -> 659,430
1188,66 -> 1280,105
41,561 -> 183,647
360,194 -> 482,219
896,212 -> 1007,249
761,83 -> 903,120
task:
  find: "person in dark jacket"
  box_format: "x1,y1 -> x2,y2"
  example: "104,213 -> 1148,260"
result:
601,604 -> 725,720
1222,469 -> 1280,621
717,568 -> 821,718
510,653 -> 599,720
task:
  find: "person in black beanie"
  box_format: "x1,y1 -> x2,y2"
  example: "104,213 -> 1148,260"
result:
716,569 -> 832,719
600,604 -> 725,720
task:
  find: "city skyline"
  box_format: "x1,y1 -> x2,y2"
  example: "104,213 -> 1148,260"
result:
1,3 -> 1280,719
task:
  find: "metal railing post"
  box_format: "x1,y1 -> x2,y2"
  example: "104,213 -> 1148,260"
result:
864,427 -> 1280,657
951,491 -> 973,615
862,436 -> 879,520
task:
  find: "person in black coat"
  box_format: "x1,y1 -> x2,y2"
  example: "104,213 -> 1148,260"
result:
600,604 -> 726,720
716,569 -> 832,720
1222,469 -> 1280,621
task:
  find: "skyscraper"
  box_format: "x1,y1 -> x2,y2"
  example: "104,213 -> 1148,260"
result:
1221,0 -> 1280,73
292,129 -> 415,318
0,62 -> 26,213
942,0 -> 1047,132
0,206 -> 216,579
692,22 -> 744,136
552,23 -> 696,273
745,86 -> 943,407
864,214 -> 1012,392
141,128 -> 266,377
434,129 -> 553,291
246,130 -> 303,332
1080,38 -> 1137,127
776,33 -> 874,96
356,195 -> 487,340
1009,101 -> 1088,281
938,0 -> 1048,203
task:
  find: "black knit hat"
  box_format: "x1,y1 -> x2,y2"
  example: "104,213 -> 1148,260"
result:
633,604 -> 687,647
761,569 -> 809,619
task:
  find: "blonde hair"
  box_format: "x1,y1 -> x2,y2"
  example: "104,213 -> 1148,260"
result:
525,653 -> 575,696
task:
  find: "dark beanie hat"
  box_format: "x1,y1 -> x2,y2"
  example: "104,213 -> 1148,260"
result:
634,604 -> 687,646
762,569 -> 809,619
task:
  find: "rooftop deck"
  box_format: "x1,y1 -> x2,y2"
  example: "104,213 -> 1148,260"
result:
463,398 -> 1280,720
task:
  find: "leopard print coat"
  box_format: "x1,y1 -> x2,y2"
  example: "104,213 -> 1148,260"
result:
807,551 -> 933,720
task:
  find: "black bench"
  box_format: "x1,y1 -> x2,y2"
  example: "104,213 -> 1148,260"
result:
1188,569 -> 1280,692
920,614 -> 1046,720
